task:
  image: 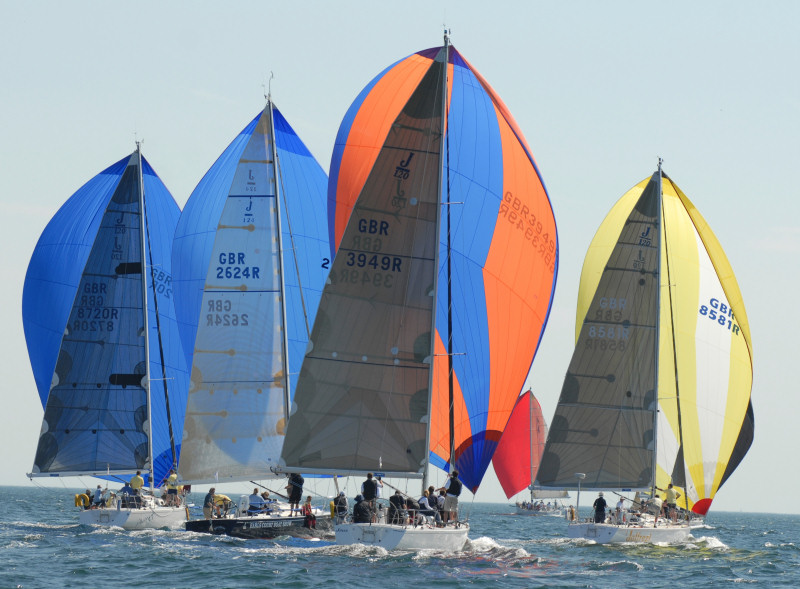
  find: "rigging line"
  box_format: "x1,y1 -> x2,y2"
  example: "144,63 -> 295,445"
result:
272,106 -> 312,342
661,173 -> 690,514
141,153 -> 178,470
250,480 -> 290,501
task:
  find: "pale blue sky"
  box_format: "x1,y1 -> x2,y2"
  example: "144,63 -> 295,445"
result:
1,1 -> 797,512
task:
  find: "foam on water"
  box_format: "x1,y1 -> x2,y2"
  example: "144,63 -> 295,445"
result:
3,487 -> 800,589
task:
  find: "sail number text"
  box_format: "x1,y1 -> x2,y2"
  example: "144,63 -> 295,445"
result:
585,298 -> 629,349
215,252 -> 260,280
699,298 -> 739,334
350,218 -> 388,252
593,297 -> 626,321
333,217 -> 403,288
345,252 -> 402,272
499,191 -> 556,273
71,281 -> 117,332
584,325 -> 629,350
206,299 -> 249,327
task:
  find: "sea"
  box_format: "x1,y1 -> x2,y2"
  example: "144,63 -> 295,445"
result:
1,486 -> 798,589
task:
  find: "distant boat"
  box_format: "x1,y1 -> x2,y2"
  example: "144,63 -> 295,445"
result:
537,162 -> 754,544
492,390 -> 569,516
171,97 -> 331,538
23,145 -> 189,529
280,31 -> 558,551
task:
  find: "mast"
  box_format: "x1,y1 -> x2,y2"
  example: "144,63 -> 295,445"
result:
649,158 -> 664,499
422,29 -> 450,494
266,94 -> 292,422
135,143 -> 154,493
444,30 -> 456,473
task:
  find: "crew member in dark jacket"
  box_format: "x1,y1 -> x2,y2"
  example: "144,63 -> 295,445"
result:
353,495 -> 372,523
593,492 -> 607,523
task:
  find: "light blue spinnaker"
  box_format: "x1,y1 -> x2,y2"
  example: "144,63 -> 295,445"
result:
23,148 -> 188,487
172,101 -> 329,484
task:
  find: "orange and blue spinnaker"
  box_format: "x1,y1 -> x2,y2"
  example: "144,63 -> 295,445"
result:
328,46 -> 558,492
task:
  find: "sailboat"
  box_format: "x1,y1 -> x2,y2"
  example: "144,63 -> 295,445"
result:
537,163 -> 754,544
171,97 -> 331,538
23,145 -> 190,529
280,32 -> 558,551
492,390 -> 569,516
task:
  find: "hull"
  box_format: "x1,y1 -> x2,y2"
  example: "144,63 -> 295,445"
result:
567,521 -> 691,544
186,513 -> 330,539
335,522 -> 469,551
515,506 -> 563,517
79,505 -> 187,530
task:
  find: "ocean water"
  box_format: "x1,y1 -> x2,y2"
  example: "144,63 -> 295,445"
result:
2,486 -> 798,588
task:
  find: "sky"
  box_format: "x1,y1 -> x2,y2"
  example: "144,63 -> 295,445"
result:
1,1 -> 797,513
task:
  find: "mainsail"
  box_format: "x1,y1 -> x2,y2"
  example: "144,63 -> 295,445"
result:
23,149 -> 187,484
538,167 -> 753,515
172,102 -> 329,484
492,390 -> 548,499
282,40 -> 558,492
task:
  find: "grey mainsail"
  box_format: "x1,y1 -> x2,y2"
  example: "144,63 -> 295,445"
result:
538,173 -> 662,489
280,52 -> 446,476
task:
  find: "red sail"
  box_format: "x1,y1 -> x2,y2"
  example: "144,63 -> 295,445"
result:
492,391 -> 547,499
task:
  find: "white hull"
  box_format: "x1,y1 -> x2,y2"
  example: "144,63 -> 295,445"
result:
79,505 -> 187,530
568,521 -> 691,544
335,522 -> 469,551
515,506 -> 564,517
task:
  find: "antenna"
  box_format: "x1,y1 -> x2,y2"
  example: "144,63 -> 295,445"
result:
263,71 -> 275,103
657,156 -> 663,172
